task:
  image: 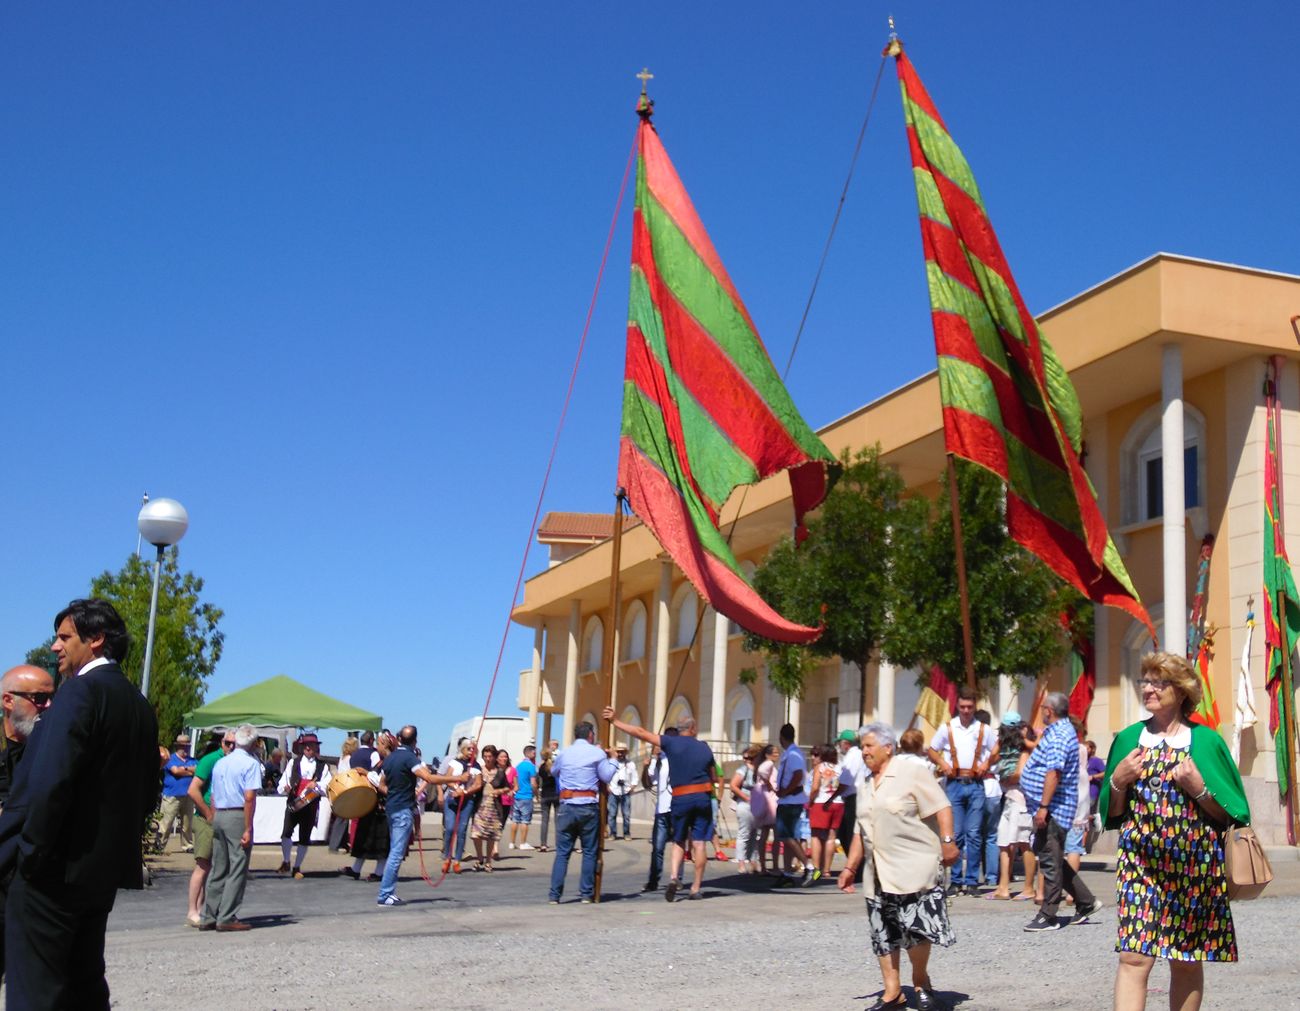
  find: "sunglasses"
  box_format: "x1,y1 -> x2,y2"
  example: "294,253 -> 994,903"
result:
9,691 -> 53,707
222,740 -> 236,748
1138,679 -> 1172,691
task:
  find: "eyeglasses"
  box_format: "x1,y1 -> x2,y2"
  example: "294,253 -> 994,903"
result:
1138,678 -> 1172,691
9,691 -> 53,707
222,740 -> 236,748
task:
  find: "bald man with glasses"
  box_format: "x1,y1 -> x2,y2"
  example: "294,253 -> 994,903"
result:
0,664 -> 56,981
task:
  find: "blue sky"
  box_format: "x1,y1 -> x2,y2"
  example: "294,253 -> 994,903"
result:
2,3 -> 1296,752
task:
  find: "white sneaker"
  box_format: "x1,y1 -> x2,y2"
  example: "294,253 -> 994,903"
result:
519,843 -> 535,850
508,843 -> 517,850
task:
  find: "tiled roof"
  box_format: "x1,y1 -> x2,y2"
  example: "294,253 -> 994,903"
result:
537,511 -> 640,542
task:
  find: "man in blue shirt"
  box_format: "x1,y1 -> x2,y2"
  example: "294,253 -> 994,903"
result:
160,734 -> 197,853
202,724 -> 264,931
1019,692 -> 1100,931
547,722 -> 616,903
605,706 -> 718,902
375,725 -> 467,906
508,743 -> 539,851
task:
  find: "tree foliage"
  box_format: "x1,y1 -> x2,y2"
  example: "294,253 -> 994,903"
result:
85,549 -> 224,744
744,446 -> 913,711
883,460 -> 1077,688
24,645 -> 59,686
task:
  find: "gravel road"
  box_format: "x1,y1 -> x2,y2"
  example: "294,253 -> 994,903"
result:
11,818 -> 1300,1010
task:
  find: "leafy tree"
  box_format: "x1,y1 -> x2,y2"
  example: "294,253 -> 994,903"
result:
24,644 -> 59,686
85,549 -> 224,744
883,460 -> 1076,691
744,446 -> 915,723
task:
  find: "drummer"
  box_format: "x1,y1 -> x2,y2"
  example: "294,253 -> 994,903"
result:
277,733 -> 332,879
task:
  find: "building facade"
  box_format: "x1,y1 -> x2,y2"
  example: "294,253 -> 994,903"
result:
510,254 -> 1300,843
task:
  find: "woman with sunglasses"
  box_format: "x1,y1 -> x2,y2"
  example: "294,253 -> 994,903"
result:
1099,651 -> 1250,1011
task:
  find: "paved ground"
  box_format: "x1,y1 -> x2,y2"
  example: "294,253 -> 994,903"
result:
12,819 -> 1300,1009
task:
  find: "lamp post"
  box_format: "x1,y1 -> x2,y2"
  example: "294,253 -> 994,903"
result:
137,497 -> 189,700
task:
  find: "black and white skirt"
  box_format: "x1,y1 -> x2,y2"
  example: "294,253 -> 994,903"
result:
865,884 -> 956,956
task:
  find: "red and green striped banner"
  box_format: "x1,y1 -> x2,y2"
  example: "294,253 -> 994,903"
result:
1263,362 -> 1300,796
619,103 -> 838,644
893,48 -> 1153,636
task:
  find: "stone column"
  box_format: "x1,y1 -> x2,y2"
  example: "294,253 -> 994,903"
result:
652,560 -> 672,731
1162,344 -> 1187,653
563,599 -> 581,744
997,674 -> 1013,717
877,658 -> 897,728
529,625 -> 544,745
710,609 -> 728,743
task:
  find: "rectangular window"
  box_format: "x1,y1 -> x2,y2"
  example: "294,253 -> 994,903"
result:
733,718 -> 752,745
827,697 -> 839,742
1143,444 -> 1199,520
1145,456 -> 1163,519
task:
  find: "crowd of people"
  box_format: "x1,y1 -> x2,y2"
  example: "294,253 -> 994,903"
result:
160,663 -> 1252,1010
0,592 -> 1256,1011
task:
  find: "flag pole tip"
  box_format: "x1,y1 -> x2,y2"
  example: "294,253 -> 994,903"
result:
884,15 -> 903,56
635,67 -> 655,120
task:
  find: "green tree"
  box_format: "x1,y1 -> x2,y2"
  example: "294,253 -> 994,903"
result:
743,446 -> 915,723
88,549 -> 224,744
24,644 -> 59,685
883,460 -> 1076,691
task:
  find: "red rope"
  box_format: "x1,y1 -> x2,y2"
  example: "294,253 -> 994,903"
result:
416,129 -> 640,889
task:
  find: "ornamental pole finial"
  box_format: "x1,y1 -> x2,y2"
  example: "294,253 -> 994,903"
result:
884,15 -> 904,57
636,67 -> 655,121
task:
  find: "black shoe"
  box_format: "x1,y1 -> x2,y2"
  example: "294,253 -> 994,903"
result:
642,881 -> 659,892
339,866 -> 360,880
916,986 -> 940,1011
865,995 -> 908,1011
1069,900 -> 1102,925
664,880 -> 679,902
1024,912 -> 1061,932
944,882 -> 965,897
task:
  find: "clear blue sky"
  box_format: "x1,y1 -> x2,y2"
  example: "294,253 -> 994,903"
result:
2,3 -> 1295,752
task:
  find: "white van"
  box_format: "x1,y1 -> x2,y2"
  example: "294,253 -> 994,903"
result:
441,715 -> 533,766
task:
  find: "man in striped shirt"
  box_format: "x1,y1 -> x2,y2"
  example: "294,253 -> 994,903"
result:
1019,692 -> 1100,931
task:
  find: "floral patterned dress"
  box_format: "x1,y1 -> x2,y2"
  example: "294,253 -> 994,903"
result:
1115,735 -> 1236,961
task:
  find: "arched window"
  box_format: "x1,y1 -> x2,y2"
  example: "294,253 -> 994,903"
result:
621,600 -> 647,662
581,616 -> 603,673
616,704 -> 643,755
664,695 -> 694,731
725,685 -> 755,746
672,584 -> 699,649
729,561 -> 758,637
1121,403 -> 1206,524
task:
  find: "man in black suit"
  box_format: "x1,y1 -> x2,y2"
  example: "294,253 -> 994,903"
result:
0,599 -> 159,1010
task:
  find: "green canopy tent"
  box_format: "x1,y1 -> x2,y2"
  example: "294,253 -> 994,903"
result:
184,674 -> 381,733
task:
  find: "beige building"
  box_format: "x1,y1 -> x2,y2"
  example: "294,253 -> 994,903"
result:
510,254 -> 1300,843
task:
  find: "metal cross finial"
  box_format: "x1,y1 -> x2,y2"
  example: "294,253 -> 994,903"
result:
888,14 -> 896,37
636,67 -> 654,96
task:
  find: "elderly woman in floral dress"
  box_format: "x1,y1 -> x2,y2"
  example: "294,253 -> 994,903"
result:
838,722 -> 959,1011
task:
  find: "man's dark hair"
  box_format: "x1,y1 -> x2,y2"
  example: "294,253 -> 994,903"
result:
54,598 -> 130,662
399,725 -> 418,746
779,722 -> 795,744
975,708 -> 991,725
360,731 -> 375,746
956,686 -> 978,704
573,721 -> 595,742
663,727 -> 680,737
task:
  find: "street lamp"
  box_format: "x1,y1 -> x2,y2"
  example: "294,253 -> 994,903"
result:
137,497 -> 189,700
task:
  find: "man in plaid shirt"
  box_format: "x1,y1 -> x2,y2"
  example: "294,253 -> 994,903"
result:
1019,692 -> 1101,931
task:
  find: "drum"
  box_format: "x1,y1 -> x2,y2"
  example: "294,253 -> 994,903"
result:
327,767 -> 378,819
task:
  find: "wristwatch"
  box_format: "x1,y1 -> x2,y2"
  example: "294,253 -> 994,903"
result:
940,835 -> 955,844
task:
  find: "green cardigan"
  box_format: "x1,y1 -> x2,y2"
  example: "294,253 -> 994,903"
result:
1098,720 -> 1250,831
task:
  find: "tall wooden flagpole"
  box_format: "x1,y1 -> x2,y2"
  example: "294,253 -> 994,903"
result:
593,489 -> 627,903
947,455 -> 978,691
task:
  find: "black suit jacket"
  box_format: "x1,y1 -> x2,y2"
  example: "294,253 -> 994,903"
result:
0,660 -> 159,899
